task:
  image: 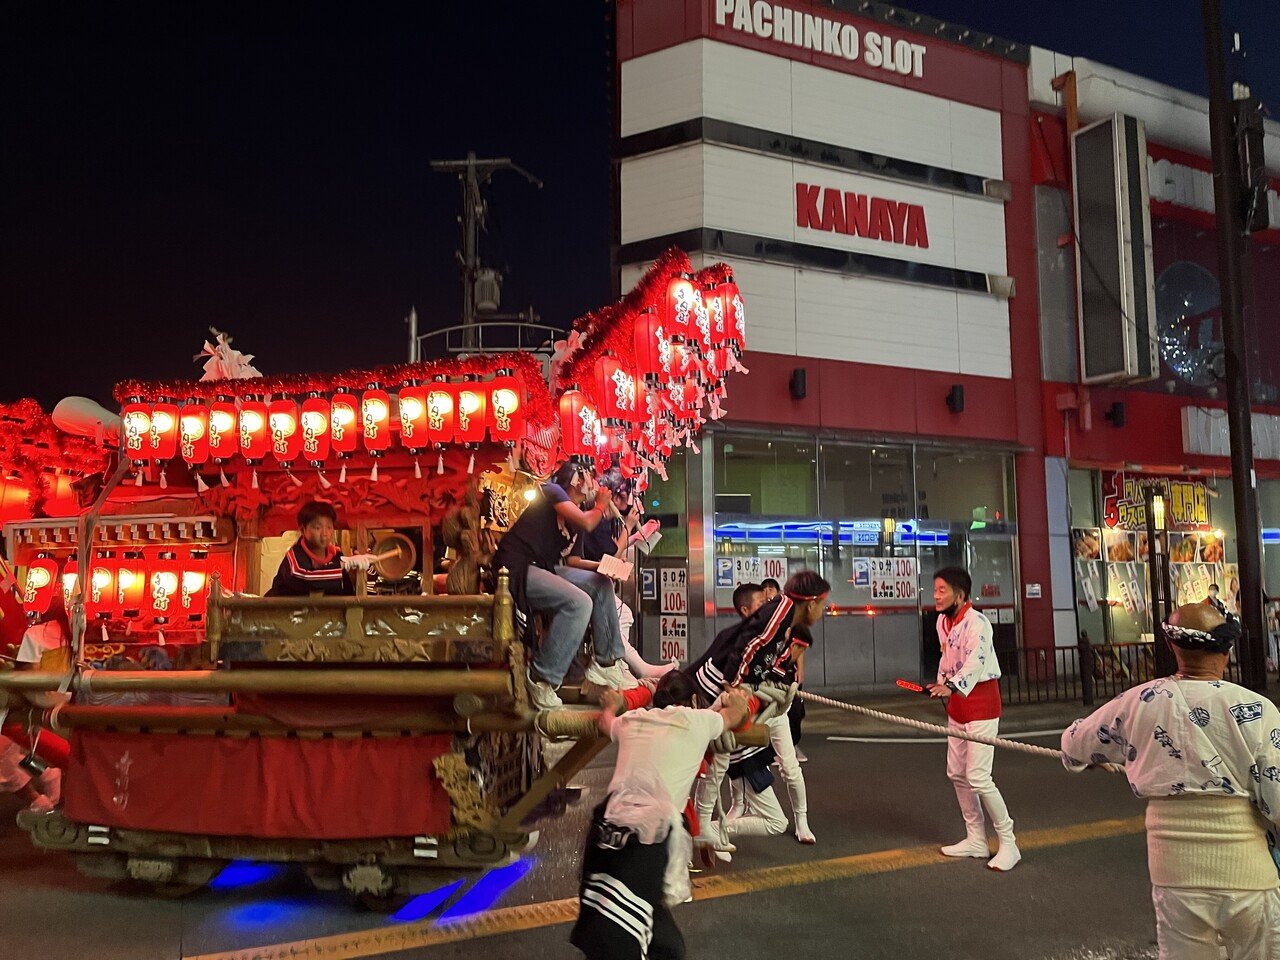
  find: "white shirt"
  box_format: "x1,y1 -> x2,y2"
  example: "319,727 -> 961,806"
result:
936,605 -> 1001,694
606,706 -> 725,811
1062,677 -> 1280,828
17,621 -> 67,665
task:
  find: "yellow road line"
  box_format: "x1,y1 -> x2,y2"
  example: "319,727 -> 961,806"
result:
183,816 -> 1145,960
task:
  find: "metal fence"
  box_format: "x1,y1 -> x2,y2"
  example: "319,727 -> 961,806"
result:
998,637 -> 1245,706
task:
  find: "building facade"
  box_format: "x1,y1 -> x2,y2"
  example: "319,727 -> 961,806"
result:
614,0 -> 1280,689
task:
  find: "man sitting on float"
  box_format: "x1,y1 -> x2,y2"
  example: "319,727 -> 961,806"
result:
267,501 -> 376,597
493,461 -> 630,710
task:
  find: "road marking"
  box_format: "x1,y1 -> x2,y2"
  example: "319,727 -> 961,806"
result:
183,816 -> 1144,960
828,728 -> 1066,745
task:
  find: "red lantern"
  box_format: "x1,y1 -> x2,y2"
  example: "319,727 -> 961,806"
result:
455,381 -> 488,444
148,400 -> 179,462
179,401 -> 210,465
180,551 -> 209,623
22,556 -> 59,619
267,400 -> 302,465
330,391 -> 360,455
148,552 -> 181,624
594,353 -> 636,423
398,386 -> 431,450
208,398 -> 238,463
702,281 -> 726,354
628,378 -> 650,441
61,562 -> 78,612
620,444 -> 640,479
115,552 -> 147,619
660,274 -> 699,341
425,381 -> 457,446
692,283 -> 713,356
300,396 -> 331,464
633,306 -> 670,381
84,553 -> 119,622
121,399 -> 151,466
488,369 -> 526,445
558,388 -> 598,459
238,399 -> 269,462
723,277 -> 746,354
361,387 -> 392,453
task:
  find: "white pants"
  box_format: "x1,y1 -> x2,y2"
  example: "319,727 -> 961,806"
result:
727,776 -> 788,836
615,596 -> 634,644
946,718 -> 1013,840
767,711 -> 807,818
1152,885 -> 1280,960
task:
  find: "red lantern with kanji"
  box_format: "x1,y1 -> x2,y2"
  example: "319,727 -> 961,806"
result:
723,276 -> 746,355
22,556 -> 59,619
425,381 -> 457,446
61,562 -> 78,612
115,552 -> 147,619
268,400 -> 302,465
397,386 -> 431,450
633,306 -> 669,380
594,353 -> 635,423
149,552 -> 181,624
455,381 -> 488,445
692,283 -> 713,356
620,444 -> 640,479
330,391 -> 359,455
628,378 -> 650,442
488,369 -> 526,445
238,398 -> 269,462
660,274 -> 699,341
208,397 -> 238,463
121,399 -> 151,466
181,551 -> 209,623
179,401 -> 210,465
300,396 -> 331,464
84,553 -> 119,622
361,387 -> 392,453
558,387 -> 598,459
148,400 -> 179,462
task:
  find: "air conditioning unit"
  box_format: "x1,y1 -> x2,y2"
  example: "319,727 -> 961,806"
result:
1072,113 -> 1158,384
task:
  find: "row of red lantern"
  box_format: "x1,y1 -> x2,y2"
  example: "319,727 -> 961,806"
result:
120,372 -> 527,469
631,272 -> 746,384
22,552 -> 210,626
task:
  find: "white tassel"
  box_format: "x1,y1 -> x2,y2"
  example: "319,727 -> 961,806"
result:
413,459 -> 422,479
370,461 -> 379,482
125,620 -> 133,636
338,463 -> 347,484
287,470 -> 303,487
689,440 -> 700,455
219,467 -> 229,488
134,470 -> 144,487
100,624 -> 109,643
157,629 -> 166,647
317,470 -> 331,490
159,468 -> 168,490
194,471 -> 209,493
437,452 -> 444,474
467,452 -> 475,474
250,468 -> 259,489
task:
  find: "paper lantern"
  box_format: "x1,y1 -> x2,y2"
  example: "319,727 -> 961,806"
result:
178,401 -> 210,465
397,386 -> 431,450
693,283 -> 714,356
558,388 -> 598,459
180,551 -> 209,623
148,400 -> 179,462
208,398 -> 238,463
455,382 -> 488,444
61,563 -> 78,611
361,387 -> 392,453
594,353 -> 635,422
660,274 -> 698,341
330,391 -> 360,455
620,445 -> 640,479
22,556 -> 59,619
121,399 -> 151,466
628,378 -> 650,441
724,278 -> 746,354
268,399 -> 302,465
425,381 -> 457,447
705,281 -> 728,352
84,554 -> 119,621
115,552 -> 147,618
633,306 -> 669,380
148,552 -> 181,624
488,369 -> 526,445
300,396 -> 331,465
238,399 -> 269,462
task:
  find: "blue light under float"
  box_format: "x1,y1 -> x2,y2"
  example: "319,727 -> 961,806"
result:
389,879 -> 465,923
437,858 -> 534,923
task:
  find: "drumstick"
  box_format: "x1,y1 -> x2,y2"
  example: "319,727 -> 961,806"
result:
896,678 -> 932,696
371,546 -> 404,562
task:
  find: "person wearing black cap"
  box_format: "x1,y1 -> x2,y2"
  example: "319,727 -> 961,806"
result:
1062,602 -> 1280,960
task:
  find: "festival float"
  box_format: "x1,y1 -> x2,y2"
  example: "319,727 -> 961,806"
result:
0,249 -> 749,905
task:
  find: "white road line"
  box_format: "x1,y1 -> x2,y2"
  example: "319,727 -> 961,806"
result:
827,728 -> 1066,744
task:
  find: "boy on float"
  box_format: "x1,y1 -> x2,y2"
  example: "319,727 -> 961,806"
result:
1062,602 -> 1280,960
267,501 -> 376,596
927,566 -> 1019,871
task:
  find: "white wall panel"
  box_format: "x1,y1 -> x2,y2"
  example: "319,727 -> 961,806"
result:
715,257 -> 797,356
619,148 -> 705,244
948,101 -> 1005,179
955,294 -> 1012,379
702,41 -> 793,134
620,42 -> 704,137
951,196 -> 1008,274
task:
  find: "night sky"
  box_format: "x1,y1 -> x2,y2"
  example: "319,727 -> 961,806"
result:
2,1 -> 1275,410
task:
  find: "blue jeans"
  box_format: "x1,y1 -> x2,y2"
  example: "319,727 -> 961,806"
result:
524,565 -> 626,686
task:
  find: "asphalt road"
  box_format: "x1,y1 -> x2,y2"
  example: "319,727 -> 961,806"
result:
1,699 -> 1164,960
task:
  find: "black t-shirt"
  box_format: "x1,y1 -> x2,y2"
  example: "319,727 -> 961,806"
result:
493,483 -> 576,573
574,513 -> 621,563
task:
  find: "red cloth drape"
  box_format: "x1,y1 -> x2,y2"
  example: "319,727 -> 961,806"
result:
64,730 -> 453,838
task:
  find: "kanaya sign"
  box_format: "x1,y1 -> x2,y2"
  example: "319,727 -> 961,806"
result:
796,183 -> 930,248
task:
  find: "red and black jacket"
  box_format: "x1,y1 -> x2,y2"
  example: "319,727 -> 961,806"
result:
267,541 -> 353,596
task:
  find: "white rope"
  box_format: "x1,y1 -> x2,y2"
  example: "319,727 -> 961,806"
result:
797,689 -> 1120,770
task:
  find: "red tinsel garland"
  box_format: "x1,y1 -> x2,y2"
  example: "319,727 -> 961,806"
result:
113,352 -> 554,429
0,399 -> 111,516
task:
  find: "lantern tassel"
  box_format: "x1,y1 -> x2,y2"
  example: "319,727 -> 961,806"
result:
125,620 -> 133,636
100,624 -> 109,643
194,470 -> 209,493
159,468 -> 168,490
338,462 -> 347,484
250,468 -> 259,489
688,440 -> 700,455
413,459 -> 422,479
467,452 -> 475,474
317,469 -> 331,490
287,470 -> 303,488
369,461 -> 379,482
219,467 -> 229,488
134,470 -> 144,487
157,629 -> 166,647
437,452 -> 444,474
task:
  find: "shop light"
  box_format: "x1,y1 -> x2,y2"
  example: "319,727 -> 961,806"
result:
882,517 -> 896,537
1150,494 -> 1166,532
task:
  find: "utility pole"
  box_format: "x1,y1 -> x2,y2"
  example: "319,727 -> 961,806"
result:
1202,0 -> 1266,691
430,152 -> 542,351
